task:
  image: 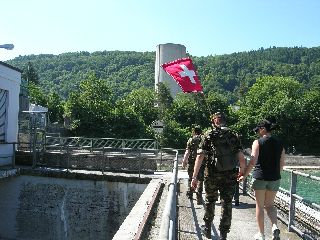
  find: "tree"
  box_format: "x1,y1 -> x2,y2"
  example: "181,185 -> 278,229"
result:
112,100 -> 150,138
161,119 -> 189,149
122,87 -> 158,126
22,62 -> 39,85
64,74 -> 114,137
27,82 -> 46,106
166,93 -> 202,128
156,82 -> 173,119
236,76 -> 306,150
300,89 -> 320,154
6,47 -> 320,152
159,91 -> 230,148
47,92 -> 64,123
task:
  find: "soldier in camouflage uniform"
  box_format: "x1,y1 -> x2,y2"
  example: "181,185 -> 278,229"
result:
182,126 -> 205,204
191,112 -> 246,239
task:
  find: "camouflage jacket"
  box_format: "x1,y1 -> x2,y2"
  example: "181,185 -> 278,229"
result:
186,135 -> 202,165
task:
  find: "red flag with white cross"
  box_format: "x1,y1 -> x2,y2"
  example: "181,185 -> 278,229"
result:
161,57 -> 203,93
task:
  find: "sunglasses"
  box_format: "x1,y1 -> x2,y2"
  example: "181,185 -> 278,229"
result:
254,126 -> 264,133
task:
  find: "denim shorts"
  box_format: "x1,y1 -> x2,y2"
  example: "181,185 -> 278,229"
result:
252,179 -> 280,191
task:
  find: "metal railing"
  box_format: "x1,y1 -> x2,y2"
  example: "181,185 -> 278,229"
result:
16,136 -> 162,174
44,136 -> 157,153
281,170 -> 320,239
159,149 -> 179,240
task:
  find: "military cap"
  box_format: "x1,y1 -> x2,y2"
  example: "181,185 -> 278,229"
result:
193,125 -> 202,134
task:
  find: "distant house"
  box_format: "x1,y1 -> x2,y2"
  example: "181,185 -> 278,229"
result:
0,61 -> 21,166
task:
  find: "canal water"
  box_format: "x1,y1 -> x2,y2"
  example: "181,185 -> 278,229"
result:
280,170 -> 320,205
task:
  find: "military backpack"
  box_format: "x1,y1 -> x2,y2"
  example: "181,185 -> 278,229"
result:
207,127 -> 241,171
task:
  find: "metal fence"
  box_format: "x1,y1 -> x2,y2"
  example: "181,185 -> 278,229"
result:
17,136 -> 158,165
44,136 -> 157,153
279,170 -> 319,239
16,136 -> 167,175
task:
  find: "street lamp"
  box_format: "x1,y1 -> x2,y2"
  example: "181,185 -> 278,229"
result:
0,44 -> 14,50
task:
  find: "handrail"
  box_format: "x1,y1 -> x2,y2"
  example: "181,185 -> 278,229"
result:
159,149 -> 179,240
285,169 -> 320,239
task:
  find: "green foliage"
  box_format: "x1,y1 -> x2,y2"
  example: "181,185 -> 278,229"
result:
205,91 -> 229,117
64,74 -> 115,137
166,93 -> 202,128
112,101 -> 148,138
234,76 -> 319,154
160,91 -> 231,148
8,51 -> 155,99
22,62 -> 39,84
47,92 -> 64,123
7,47 -> 320,102
161,120 -> 189,149
122,87 -> 158,126
27,82 -> 46,106
5,47 -> 320,154
300,89 -> 320,153
157,82 -> 173,119
193,46 -> 320,103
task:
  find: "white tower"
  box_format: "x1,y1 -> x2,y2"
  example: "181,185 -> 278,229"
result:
155,43 -> 186,97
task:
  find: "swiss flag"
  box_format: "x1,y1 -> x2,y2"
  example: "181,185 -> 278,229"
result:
161,57 -> 203,93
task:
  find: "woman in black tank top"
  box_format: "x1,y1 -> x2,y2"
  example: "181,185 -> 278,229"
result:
238,120 -> 285,240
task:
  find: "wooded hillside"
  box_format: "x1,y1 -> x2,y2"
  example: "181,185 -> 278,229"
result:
6,46 -> 320,102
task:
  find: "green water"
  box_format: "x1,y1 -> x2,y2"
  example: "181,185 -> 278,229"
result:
280,170 -> 320,205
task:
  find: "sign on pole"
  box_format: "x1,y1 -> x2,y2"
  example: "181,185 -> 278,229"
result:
151,120 -> 164,133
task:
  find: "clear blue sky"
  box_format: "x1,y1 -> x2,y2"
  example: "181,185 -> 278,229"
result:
1,0 -> 320,61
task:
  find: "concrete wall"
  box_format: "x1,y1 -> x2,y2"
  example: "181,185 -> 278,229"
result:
0,62 -> 21,165
155,43 -> 186,97
0,175 -> 147,240
113,179 -> 162,240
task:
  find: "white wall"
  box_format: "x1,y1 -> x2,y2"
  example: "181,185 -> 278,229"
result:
0,62 -> 21,165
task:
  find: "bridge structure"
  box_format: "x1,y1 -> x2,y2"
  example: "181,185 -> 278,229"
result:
1,137 -> 319,239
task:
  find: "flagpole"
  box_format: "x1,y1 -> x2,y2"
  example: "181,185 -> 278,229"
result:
198,92 -> 212,117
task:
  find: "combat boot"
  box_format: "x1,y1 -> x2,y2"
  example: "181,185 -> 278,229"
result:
201,221 -> 211,238
196,192 -> 203,205
219,231 -> 227,240
186,190 -> 193,199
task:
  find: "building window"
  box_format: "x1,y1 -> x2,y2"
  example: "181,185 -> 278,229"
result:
0,88 -> 8,142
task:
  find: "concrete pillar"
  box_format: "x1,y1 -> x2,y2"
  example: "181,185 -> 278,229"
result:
155,43 -> 186,98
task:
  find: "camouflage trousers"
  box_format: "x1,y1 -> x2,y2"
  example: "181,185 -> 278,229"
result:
187,162 -> 205,193
203,169 -> 238,234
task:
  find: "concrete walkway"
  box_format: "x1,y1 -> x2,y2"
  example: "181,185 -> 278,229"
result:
177,170 -> 301,240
